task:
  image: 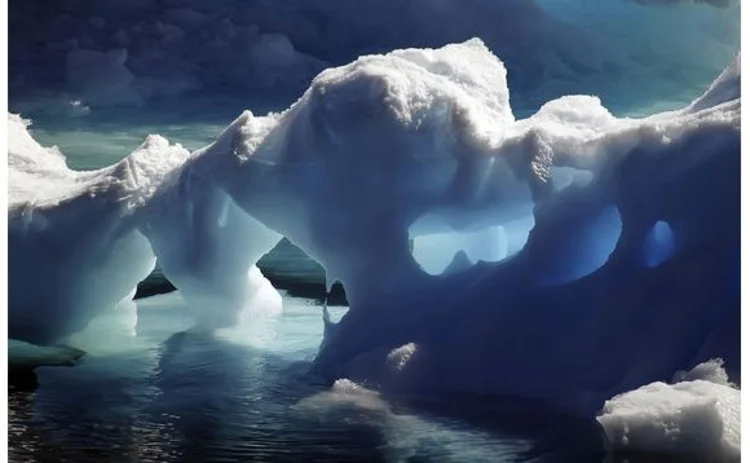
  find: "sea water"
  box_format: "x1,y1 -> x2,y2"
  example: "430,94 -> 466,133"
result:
9,292 -> 611,463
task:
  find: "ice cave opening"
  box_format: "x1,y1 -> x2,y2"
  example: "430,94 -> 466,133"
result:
409,217 -> 536,276
535,206 -> 623,286
642,219 -> 677,268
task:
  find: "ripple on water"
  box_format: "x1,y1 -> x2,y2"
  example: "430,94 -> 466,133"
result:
9,293 -> 612,463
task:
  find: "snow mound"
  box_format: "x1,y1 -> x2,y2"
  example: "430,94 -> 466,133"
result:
597,361 -> 740,461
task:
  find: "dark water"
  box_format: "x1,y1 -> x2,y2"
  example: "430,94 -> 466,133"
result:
9,293 -> 615,463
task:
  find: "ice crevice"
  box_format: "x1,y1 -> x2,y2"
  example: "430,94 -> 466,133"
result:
8,40 -> 740,421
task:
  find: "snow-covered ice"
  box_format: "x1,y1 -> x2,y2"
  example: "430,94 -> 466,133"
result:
9,115 -> 184,344
8,40 -> 740,428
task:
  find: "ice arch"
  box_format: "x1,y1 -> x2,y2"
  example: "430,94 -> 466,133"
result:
7,115 -> 284,343
8,121 -> 171,344
8,40 -> 739,339
140,169 -> 284,328
7,41 -> 740,415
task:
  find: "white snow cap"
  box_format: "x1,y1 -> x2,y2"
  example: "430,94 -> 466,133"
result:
8,114 -> 189,211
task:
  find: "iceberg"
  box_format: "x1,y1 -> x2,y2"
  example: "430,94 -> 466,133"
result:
8,40 -> 739,421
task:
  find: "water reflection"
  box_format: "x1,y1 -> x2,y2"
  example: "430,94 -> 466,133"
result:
6,293 -> 692,462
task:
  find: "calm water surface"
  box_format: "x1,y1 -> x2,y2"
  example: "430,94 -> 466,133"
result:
10,293 -> 611,462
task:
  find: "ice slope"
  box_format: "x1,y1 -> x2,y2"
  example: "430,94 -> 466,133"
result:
597,360 -> 740,460
8,41 -> 740,420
